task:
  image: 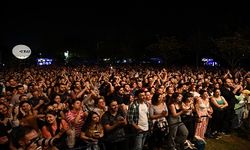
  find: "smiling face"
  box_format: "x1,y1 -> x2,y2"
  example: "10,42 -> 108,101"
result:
46,113 -> 56,124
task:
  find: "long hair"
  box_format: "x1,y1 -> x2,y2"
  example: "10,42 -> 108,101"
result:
81,111 -> 99,132
151,93 -> 161,105
169,92 -> 181,104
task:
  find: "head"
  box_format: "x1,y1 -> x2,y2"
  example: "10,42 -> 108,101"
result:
224,78 -> 233,88
108,99 -> 119,113
96,97 -> 106,109
213,88 -> 221,97
151,93 -> 164,105
166,86 -> 175,95
199,89 -> 209,99
53,95 -> 61,104
170,92 -> 183,104
45,110 -> 57,124
183,92 -> 194,103
0,102 -> 8,116
16,85 -> 25,95
12,126 -> 40,150
87,111 -> 100,124
19,101 -> 32,113
71,99 -> 82,111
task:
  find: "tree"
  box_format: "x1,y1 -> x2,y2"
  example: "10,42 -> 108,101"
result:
146,36 -> 184,65
213,32 -> 250,68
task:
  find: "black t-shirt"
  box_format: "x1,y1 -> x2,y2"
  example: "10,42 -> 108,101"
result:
101,109 -> 126,140
220,86 -> 236,109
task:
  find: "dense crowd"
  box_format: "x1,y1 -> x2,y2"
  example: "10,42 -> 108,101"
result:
0,65 -> 250,150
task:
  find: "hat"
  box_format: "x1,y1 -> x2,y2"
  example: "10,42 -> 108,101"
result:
242,90 -> 250,95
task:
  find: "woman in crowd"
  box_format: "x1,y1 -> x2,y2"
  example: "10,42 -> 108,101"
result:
210,88 -> 228,136
80,111 -> 104,150
92,96 -> 107,118
149,93 -> 168,149
194,90 -> 213,142
41,110 -> 69,149
167,92 -> 189,150
17,101 -> 44,132
50,94 -> 67,119
181,93 -> 196,149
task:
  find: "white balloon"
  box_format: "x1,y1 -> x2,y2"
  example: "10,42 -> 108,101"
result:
12,44 -> 32,59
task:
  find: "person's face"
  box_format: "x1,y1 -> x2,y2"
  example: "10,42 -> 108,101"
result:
59,85 -> 66,92
139,92 -> 146,101
214,83 -> 220,89
18,87 -> 25,94
98,99 -> 106,108
137,82 -> 143,88
145,92 -> 151,101
21,103 -> 31,112
177,94 -> 183,102
247,78 -> 250,84
54,96 -> 61,103
214,89 -> 221,96
202,92 -> 209,99
20,130 -> 39,150
0,104 -> 8,115
73,100 -> 82,110
75,82 -> 81,88
9,79 -> 16,86
168,87 -> 174,94
109,101 -> 118,112
32,91 -> 39,98
46,114 -> 56,124
151,88 -> 156,94
118,88 -> 124,94
20,95 -> 28,101
92,114 -> 100,123
187,96 -> 193,103
124,84 -> 130,91
158,88 -> 163,94
225,79 -> 233,87
158,94 -> 164,102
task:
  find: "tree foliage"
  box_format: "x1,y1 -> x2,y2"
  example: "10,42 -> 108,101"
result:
146,36 -> 184,65
214,32 -> 250,68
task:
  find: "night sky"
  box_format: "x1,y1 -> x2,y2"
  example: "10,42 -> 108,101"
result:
2,3 -> 250,61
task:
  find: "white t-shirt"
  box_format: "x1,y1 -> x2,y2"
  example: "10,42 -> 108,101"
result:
138,103 -> 149,131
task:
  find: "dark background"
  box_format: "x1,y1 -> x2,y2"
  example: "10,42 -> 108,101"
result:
1,2 -> 250,67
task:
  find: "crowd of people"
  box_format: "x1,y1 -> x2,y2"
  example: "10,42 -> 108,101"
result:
0,65 -> 250,150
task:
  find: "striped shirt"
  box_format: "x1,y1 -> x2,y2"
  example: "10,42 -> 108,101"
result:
65,110 -> 86,137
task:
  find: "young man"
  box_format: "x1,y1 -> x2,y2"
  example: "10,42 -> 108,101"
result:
128,90 -> 150,150
101,99 -> 128,150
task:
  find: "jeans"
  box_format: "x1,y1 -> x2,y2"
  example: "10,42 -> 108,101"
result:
233,107 -> 244,128
133,132 -> 148,150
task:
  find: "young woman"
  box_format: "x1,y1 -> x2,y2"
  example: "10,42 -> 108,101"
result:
181,93 -> 196,149
18,101 -> 44,132
41,110 -> 69,149
210,88 -> 228,135
149,93 -> 168,149
194,90 -> 213,142
167,93 -> 189,150
80,111 -> 104,150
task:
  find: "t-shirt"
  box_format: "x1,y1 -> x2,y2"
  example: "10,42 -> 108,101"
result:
138,103 -> 149,131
